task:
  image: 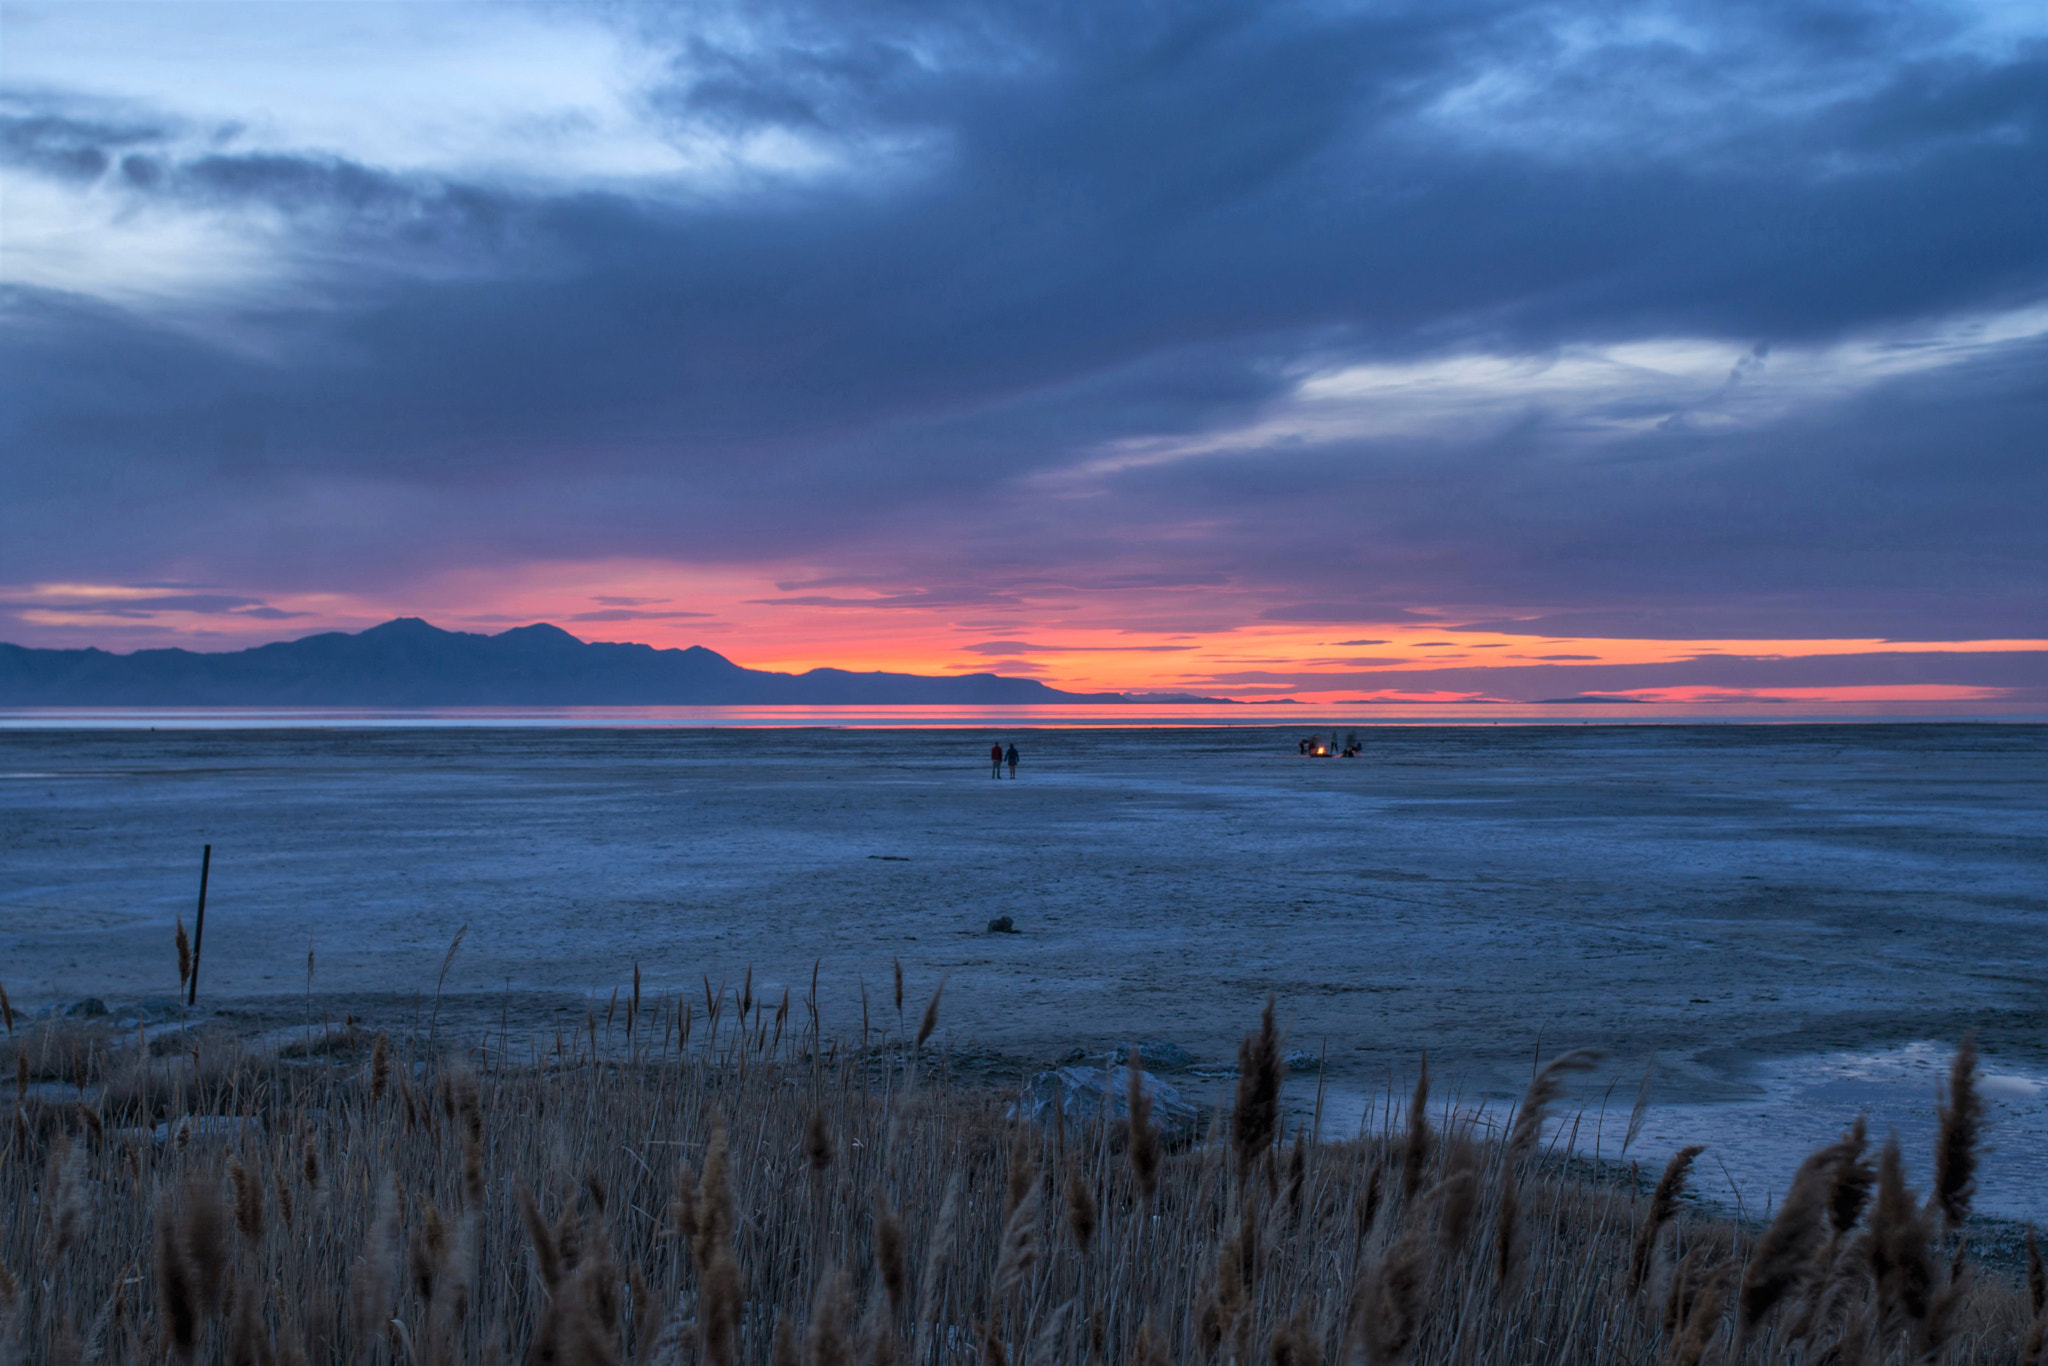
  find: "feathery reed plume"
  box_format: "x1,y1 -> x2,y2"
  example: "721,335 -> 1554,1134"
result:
667,1165 -> 700,1265
1360,1228 -> 1426,1364
1869,1131 -> 1935,1337
1920,1248 -> 1969,1364
696,1120 -> 736,1266
183,1174 -> 231,1319
1934,1034 -> 1982,1234
893,959 -> 904,1020
1506,1048 -> 1601,1166
520,1186 -> 562,1292
1492,1178 -> 1522,1295
1005,1130 -> 1037,1221
978,1320 -> 1008,1366
348,1175 -> 399,1363
1667,1256 -> 1727,1366
1232,1188 -> 1264,1293
230,1159 -> 265,1249
696,1120 -> 742,1366
915,980 -> 944,1051
1285,1127 -> 1309,1224
1197,1236 -> 1245,1361
1126,1052 -> 1160,1208
1401,1057 -> 1430,1200
875,1189 -> 908,1314
369,1033 -> 390,1103
273,1169 -> 294,1232
993,1170 -> 1042,1301
1064,1163 -> 1097,1256
0,979 -> 12,1035
226,1274 -> 275,1366
176,918 -> 192,992
155,1206 -> 199,1363
1622,1061 -> 1653,1156
1629,1145 -> 1704,1293
430,923 -> 467,1036
301,1140 -> 323,1198
1827,1116 -> 1874,1240
910,1172 -> 961,1366
1271,1303 -> 1323,1366
452,1076 -> 484,1208
411,1203 -> 447,1303
1740,1136 -> 1854,1336
810,1268 -> 853,1366
1233,996 -> 1285,1184
629,1262 -> 660,1359
1131,1317 -> 1166,1366
1433,1161 -> 1477,1256
81,1274 -> 125,1365
806,1108 -> 833,1173
772,1316 -> 800,1366
44,1131 -> 87,1257
1836,1306 -> 1873,1366
552,1201 -> 585,1281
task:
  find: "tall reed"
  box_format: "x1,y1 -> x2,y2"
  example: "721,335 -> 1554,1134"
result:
0,987 -> 2031,1365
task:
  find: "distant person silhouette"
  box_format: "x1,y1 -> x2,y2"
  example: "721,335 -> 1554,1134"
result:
991,743 -> 1004,779
1005,742 -> 1020,778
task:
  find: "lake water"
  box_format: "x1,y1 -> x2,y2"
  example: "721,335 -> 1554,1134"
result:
3,720 -> 2044,1217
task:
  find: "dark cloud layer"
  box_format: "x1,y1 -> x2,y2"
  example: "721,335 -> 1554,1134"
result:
3,0 -> 2045,644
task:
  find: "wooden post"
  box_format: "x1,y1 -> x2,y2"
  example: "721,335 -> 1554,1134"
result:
187,844 -> 211,1008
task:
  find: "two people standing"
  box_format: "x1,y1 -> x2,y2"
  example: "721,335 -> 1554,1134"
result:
989,742 -> 1021,778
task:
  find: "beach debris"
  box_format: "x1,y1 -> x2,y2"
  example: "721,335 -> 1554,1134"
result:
1282,1048 -> 1322,1073
1008,1064 -> 1201,1146
987,915 -> 1019,934
64,998 -> 109,1018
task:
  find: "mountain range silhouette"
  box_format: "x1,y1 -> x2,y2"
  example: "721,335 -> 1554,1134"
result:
0,618 -> 1229,706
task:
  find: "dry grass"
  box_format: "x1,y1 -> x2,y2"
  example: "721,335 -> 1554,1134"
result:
0,987 -> 2038,1365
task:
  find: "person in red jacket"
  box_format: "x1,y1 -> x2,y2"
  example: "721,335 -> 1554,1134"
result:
990,742 -> 1004,778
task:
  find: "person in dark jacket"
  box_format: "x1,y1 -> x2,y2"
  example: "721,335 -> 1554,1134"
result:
1005,742 -> 1020,778
990,742 -> 1004,778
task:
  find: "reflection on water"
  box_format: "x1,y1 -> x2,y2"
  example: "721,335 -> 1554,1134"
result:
3,702 -> 2042,729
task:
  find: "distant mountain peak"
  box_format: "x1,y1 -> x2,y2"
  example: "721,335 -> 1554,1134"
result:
493,622 -> 585,648
359,616 -> 447,638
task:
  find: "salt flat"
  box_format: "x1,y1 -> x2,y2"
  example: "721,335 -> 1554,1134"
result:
3,724 -> 2044,1213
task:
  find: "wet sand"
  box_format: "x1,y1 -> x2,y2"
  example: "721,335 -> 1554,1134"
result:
4,724 -> 2045,1212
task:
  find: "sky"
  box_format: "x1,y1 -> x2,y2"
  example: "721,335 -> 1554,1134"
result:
3,0 -> 2045,706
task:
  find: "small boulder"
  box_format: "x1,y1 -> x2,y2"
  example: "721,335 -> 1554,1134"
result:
1282,1048 -> 1323,1073
987,915 -> 1019,934
65,998 -> 109,1018
1008,1064 -> 1202,1147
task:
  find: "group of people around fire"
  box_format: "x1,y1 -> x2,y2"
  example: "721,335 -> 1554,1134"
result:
1298,731 -> 1363,757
